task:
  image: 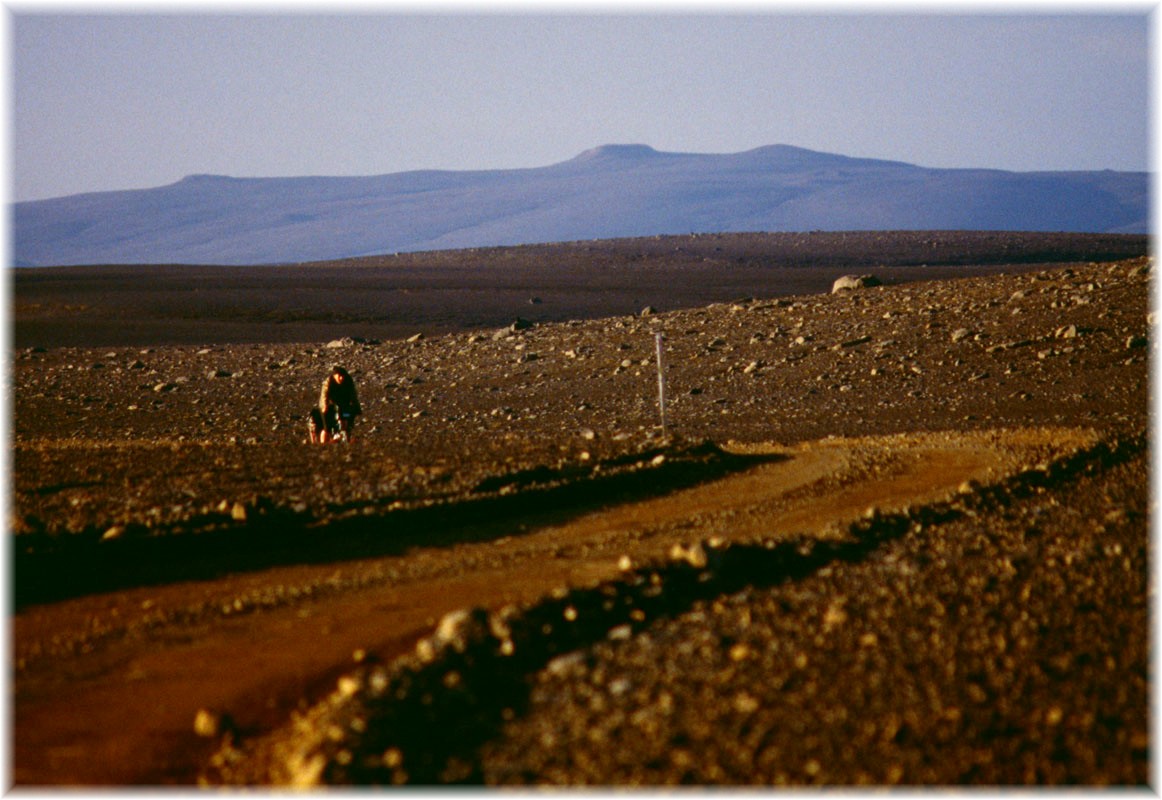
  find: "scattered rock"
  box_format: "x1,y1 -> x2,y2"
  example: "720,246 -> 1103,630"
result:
831,274 -> 882,293
193,708 -> 232,738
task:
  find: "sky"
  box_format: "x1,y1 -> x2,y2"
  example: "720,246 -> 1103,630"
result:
7,4 -> 1154,202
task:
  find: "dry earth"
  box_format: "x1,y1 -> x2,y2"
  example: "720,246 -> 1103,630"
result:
13,230 -> 1145,348
9,232 -> 1152,787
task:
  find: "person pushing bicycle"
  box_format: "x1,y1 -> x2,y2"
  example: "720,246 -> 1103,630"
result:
309,365 -> 362,443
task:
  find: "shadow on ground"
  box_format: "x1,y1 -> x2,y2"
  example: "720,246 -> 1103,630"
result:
13,442 -> 781,609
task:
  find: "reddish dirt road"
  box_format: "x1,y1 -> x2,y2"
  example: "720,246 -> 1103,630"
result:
13,427 -> 1094,786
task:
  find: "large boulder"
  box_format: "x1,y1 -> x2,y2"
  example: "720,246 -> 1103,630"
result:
831,274 -> 882,293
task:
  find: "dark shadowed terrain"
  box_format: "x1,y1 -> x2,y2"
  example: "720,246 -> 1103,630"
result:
13,230 -> 1146,348
10,231 -> 1151,787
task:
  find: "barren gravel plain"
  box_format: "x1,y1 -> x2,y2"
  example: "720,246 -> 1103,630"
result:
10,231 -> 1152,787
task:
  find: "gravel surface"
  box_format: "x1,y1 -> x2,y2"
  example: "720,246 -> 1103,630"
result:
12,251 -> 1150,537
479,442 -> 1148,786
10,237 -> 1151,787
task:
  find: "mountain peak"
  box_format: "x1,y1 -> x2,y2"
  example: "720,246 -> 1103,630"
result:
13,146 -> 1148,265
178,174 -> 236,183
572,144 -> 662,162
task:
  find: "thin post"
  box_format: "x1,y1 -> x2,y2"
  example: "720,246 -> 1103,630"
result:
655,332 -> 668,439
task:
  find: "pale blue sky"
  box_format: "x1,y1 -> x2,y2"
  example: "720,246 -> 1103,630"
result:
9,7 -> 1153,202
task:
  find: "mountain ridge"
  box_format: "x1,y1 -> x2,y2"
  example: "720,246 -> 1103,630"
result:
13,144 -> 1148,266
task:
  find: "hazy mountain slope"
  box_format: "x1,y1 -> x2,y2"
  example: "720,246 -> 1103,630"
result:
13,144 -> 1148,266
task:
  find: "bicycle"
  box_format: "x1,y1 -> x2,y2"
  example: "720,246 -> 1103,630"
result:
327,406 -> 356,443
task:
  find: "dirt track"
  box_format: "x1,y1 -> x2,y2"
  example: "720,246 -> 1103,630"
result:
13,427 -> 1109,784
10,234 -> 1151,786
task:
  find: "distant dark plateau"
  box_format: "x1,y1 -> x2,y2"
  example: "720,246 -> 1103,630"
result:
12,230 -> 1147,348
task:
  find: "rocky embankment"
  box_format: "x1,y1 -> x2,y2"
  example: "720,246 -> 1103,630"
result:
205,432 -> 1148,786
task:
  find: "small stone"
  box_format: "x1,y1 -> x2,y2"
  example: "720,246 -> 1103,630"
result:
546,651 -> 586,676
337,674 -> 362,697
729,643 -> 752,661
950,328 -> 971,343
101,525 -> 125,541
608,677 -> 631,696
433,607 -> 490,653
669,541 -> 707,568
732,692 -> 760,714
231,502 -> 248,521
608,624 -> 633,640
193,708 -> 226,738
822,601 -> 848,629
415,638 -> 438,663
383,748 -> 403,768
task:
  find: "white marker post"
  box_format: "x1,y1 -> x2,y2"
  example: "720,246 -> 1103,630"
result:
655,332 -> 669,440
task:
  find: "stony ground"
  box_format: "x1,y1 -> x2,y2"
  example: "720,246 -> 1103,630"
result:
477,440 -> 1148,786
11,251 -> 1149,541
9,238 -> 1152,787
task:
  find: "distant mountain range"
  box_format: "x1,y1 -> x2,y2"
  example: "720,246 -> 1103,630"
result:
12,144 -> 1149,267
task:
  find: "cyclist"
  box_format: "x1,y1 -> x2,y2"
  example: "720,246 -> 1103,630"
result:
310,365 -> 362,443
